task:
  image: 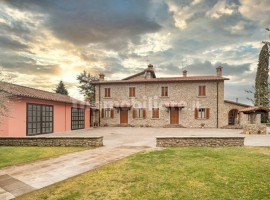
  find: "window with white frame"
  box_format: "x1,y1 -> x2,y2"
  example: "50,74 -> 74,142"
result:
136,108 -> 144,118
105,108 -> 111,118
198,108 -> 206,119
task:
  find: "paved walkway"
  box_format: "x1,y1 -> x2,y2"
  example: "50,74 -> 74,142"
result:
0,145 -> 151,199
0,127 -> 269,199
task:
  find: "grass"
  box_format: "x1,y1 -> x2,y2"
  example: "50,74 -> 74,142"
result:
18,147 -> 270,200
0,146 -> 89,168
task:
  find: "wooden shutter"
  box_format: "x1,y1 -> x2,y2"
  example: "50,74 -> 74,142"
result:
129,87 -> 135,97
108,88 -> 111,97
199,86 -> 206,96
111,109 -> 114,119
202,86 -> 206,96
165,87 -> 168,96
195,108 -> 198,119
143,109 -> 146,119
152,108 -> 159,118
101,108 -> 104,118
161,87 -> 168,97
133,109 -> 136,118
206,108 -> 210,119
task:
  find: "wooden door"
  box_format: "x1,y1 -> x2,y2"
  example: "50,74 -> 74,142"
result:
120,110 -> 128,124
170,108 -> 179,125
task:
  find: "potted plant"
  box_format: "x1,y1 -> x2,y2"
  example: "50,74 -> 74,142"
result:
201,123 -> 205,128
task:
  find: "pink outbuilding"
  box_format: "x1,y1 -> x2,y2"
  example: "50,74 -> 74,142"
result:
0,82 -> 91,137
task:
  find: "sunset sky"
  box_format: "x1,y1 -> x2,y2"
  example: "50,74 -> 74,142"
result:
0,0 -> 269,103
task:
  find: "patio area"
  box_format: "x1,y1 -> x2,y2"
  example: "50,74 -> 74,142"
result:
33,127 -> 270,147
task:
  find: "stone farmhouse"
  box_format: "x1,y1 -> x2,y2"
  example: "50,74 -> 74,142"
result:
93,64 -> 254,128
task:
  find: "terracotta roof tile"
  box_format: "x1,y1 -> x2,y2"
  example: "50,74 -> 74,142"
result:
0,82 -> 88,105
163,103 -> 185,108
240,106 -> 270,114
94,76 -> 229,85
122,69 -> 156,80
224,100 -> 250,107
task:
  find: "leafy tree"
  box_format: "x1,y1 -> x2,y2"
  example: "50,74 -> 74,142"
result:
254,43 -> 269,107
55,81 -> 69,95
77,70 -> 98,102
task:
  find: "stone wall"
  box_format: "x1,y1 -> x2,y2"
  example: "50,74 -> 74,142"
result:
0,136 -> 103,147
156,136 -> 245,147
221,101 -> 249,127
243,124 -> 267,135
96,81 -> 226,128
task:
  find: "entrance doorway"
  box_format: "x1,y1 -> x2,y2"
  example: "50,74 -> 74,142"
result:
228,109 -> 239,125
170,108 -> 179,125
120,109 -> 128,124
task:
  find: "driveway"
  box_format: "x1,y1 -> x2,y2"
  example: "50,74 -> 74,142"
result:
1,127 -> 269,199
40,127 -> 270,147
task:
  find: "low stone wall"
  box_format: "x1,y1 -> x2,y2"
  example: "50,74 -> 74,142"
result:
156,136 -> 245,147
243,124 -> 267,135
0,136 -> 103,147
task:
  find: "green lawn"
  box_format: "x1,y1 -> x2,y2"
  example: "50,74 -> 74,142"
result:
0,146 -> 89,168
18,147 -> 270,200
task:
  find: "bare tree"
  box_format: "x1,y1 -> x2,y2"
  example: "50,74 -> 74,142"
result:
0,69 -> 14,119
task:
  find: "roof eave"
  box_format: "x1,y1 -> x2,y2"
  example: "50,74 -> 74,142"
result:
8,94 -> 90,106
92,78 -> 228,85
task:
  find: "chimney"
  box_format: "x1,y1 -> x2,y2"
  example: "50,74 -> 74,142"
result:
145,64 -> 154,79
99,73 -> 105,81
183,70 -> 187,77
148,64 -> 153,70
216,66 -> 223,77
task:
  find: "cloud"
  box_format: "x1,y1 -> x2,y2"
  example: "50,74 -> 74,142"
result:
0,35 -> 28,50
0,0 -> 267,103
206,0 -> 237,19
239,0 -> 270,27
4,0 -> 161,49
0,52 -> 62,76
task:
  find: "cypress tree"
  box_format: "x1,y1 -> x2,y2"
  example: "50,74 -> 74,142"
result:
55,81 -> 69,95
254,43 -> 269,107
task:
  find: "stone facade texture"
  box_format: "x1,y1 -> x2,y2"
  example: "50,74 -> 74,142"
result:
156,136 -> 245,147
222,101 -> 250,127
95,66 -> 252,128
0,137 -> 103,147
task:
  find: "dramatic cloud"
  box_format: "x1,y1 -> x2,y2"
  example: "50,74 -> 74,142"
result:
4,0 -> 161,48
0,0 -> 269,103
0,35 -> 28,50
239,0 -> 270,27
